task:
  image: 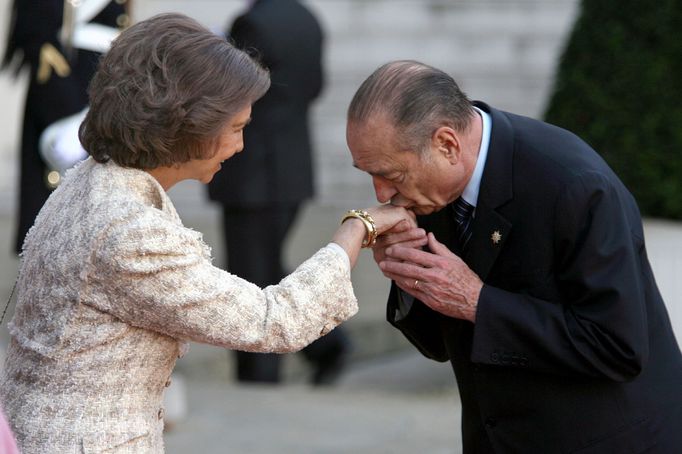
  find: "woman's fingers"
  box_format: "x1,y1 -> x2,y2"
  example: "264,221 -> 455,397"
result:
365,205 -> 417,234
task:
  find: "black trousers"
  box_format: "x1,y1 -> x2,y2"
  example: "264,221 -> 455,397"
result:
222,205 -> 349,383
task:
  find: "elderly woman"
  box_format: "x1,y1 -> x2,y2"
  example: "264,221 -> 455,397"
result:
0,13 -> 420,453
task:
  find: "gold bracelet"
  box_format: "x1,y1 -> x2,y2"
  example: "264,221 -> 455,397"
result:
341,209 -> 378,248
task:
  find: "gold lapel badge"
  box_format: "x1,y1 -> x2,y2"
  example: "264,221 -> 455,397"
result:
491,230 -> 502,244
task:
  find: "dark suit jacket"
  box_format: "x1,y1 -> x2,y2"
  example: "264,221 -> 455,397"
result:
207,0 -> 324,207
388,102 -> 682,453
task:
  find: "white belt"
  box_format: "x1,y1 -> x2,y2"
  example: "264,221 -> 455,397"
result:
71,22 -> 119,54
61,0 -> 121,54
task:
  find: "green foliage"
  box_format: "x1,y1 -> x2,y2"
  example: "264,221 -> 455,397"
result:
544,0 -> 682,219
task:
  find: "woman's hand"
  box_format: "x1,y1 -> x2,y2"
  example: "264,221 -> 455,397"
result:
332,204 -> 419,269
363,204 -> 417,235
363,205 -> 427,272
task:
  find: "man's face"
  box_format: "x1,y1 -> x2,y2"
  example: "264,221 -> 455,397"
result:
347,116 -> 461,216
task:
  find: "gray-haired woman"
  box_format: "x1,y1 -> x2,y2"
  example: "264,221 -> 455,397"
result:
0,13 -> 420,453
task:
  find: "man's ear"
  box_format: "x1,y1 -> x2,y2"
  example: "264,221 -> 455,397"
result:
432,126 -> 460,165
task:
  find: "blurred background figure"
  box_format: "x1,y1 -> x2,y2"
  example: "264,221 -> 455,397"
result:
208,0 -> 350,385
2,0 -> 129,254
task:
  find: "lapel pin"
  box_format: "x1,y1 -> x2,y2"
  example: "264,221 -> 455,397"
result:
491,230 -> 502,244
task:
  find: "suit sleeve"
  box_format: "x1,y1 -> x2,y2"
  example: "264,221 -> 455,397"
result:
472,171 -> 649,381
81,211 -> 358,353
387,283 -> 449,362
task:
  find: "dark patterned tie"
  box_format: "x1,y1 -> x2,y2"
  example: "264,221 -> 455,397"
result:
452,197 -> 475,253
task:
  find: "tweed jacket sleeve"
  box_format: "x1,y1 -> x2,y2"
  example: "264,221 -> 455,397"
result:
80,207 -> 358,353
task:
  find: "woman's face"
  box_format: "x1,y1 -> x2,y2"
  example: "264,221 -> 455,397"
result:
181,105 -> 252,184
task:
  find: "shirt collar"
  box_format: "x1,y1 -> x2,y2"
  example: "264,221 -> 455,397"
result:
460,106 -> 491,208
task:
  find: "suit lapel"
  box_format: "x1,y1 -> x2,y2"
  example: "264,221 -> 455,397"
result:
464,210 -> 511,280
463,102 -> 515,280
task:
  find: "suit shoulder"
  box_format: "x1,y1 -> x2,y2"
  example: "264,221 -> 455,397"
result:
506,112 -> 613,181
243,1 -> 322,33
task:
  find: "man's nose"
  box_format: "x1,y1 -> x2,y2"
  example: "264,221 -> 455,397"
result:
232,141 -> 244,156
373,177 -> 398,204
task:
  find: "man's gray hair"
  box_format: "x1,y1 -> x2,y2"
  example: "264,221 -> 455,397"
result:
347,60 -> 474,153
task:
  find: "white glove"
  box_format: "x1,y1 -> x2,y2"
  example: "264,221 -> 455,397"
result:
39,108 -> 89,175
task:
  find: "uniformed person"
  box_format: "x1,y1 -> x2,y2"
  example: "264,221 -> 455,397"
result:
2,0 -> 130,254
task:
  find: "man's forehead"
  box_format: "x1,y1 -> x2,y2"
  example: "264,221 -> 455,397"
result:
348,112 -> 394,132
347,114 -> 406,173
351,151 -> 401,176
348,120 -> 399,151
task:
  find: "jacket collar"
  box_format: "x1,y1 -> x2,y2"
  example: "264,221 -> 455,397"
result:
462,102 -> 514,279
472,101 -> 514,209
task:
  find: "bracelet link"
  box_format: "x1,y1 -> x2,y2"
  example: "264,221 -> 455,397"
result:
341,209 -> 378,248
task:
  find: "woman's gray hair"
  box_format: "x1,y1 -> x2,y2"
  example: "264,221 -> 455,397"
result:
80,13 -> 270,169
347,60 -> 474,153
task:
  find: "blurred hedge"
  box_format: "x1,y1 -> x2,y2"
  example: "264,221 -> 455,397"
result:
544,0 -> 682,219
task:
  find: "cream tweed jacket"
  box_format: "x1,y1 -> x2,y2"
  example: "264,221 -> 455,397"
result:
0,158 -> 358,453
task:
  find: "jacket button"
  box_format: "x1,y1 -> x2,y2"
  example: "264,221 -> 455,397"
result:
485,417 -> 497,429
116,14 -> 130,28
158,408 -> 165,420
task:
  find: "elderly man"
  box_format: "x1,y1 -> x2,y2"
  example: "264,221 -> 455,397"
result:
346,60 -> 682,453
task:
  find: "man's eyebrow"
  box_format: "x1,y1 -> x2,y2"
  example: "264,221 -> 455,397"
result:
353,163 -> 398,178
352,162 -> 392,177
235,117 -> 252,128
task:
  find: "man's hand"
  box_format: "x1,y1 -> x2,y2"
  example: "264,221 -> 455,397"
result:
379,232 -> 482,322
372,224 -> 428,272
